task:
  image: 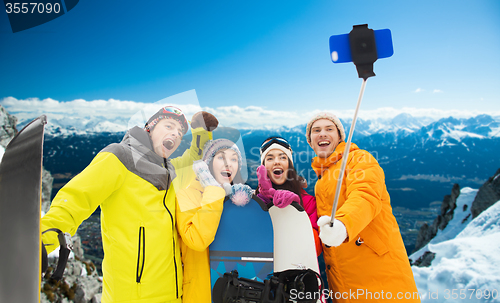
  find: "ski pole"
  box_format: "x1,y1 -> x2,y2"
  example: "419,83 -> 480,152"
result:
329,78 -> 367,227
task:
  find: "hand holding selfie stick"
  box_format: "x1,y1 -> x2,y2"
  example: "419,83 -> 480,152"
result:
327,24 -> 393,229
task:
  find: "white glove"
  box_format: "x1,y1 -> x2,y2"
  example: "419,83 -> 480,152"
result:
193,160 -> 220,188
229,184 -> 253,206
317,216 -> 347,247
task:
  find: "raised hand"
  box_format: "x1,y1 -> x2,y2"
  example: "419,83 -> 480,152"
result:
256,165 -> 275,199
193,160 -> 220,188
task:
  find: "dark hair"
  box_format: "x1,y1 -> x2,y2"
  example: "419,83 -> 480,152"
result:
257,158 -> 304,205
208,149 -> 244,185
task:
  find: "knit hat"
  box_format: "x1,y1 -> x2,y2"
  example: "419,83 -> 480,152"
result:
144,106 -> 189,135
202,139 -> 243,170
259,137 -> 293,165
305,112 -> 346,146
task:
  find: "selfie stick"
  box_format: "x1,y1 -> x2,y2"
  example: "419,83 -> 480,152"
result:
329,79 -> 367,227
328,24 -> 383,227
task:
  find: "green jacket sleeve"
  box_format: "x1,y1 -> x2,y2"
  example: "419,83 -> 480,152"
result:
176,181 -> 225,252
171,127 -> 212,191
41,152 -> 127,253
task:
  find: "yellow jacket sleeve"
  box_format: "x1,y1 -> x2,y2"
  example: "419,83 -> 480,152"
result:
171,127 -> 212,191
41,152 -> 126,253
335,150 -> 385,242
176,181 -> 225,252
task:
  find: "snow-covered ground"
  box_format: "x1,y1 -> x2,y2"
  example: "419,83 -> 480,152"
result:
411,187 -> 478,261
411,191 -> 500,303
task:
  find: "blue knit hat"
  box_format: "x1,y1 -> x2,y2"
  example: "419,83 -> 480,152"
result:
202,139 -> 242,170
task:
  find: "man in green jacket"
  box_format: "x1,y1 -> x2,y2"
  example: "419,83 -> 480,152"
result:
41,106 -> 218,303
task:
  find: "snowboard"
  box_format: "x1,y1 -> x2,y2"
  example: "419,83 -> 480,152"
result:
209,195 -> 274,289
0,115 -> 47,303
269,202 -> 320,275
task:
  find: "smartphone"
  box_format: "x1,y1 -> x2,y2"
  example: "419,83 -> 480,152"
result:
329,28 -> 394,64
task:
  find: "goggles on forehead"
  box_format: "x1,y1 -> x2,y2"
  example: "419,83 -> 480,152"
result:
162,106 -> 185,117
260,137 -> 291,154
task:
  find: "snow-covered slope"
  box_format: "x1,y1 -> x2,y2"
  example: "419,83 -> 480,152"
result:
411,187 -> 478,261
411,198 -> 500,302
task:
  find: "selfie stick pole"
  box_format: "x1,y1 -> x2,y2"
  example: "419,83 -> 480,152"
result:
327,24 -> 386,227
329,78 -> 367,226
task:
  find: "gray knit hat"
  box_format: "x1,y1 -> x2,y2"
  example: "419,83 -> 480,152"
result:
202,139 -> 242,170
306,112 -> 346,147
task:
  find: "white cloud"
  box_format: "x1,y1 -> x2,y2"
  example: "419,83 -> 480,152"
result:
414,88 -> 424,93
433,89 -> 443,93
1,91 -> 203,129
2,95 -> 500,130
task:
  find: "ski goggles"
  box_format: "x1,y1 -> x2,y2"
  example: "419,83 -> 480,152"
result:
145,106 -> 189,134
260,137 -> 293,164
260,137 -> 292,154
161,106 -> 184,117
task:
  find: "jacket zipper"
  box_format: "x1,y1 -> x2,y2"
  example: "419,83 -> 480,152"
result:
163,189 -> 179,298
136,226 -> 145,283
162,159 -> 179,298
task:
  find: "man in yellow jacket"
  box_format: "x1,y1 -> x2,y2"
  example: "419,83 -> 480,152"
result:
41,106 -> 217,303
307,112 -> 420,302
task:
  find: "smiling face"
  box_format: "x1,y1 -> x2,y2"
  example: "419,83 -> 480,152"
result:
149,119 -> 183,158
211,149 -> 239,185
310,118 -> 342,159
264,149 -> 290,185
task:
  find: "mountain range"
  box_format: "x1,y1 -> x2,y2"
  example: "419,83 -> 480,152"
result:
37,113 -> 500,212
3,106 -> 500,302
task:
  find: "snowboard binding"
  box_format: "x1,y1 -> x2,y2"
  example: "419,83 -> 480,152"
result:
213,269 -> 323,303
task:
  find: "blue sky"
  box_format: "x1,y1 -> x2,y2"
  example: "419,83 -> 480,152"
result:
1,0 -> 499,123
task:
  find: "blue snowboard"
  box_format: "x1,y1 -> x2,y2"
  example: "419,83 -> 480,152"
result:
209,195 -> 274,289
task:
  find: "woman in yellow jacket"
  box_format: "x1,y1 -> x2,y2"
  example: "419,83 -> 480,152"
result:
306,112 -> 420,303
176,139 -> 253,303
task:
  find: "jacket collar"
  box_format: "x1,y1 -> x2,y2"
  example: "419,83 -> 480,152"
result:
122,126 -> 176,182
125,126 -> 165,166
311,142 -> 359,178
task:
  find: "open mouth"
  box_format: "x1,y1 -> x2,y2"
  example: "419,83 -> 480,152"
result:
273,168 -> 284,176
221,171 -> 232,178
163,139 -> 175,150
318,140 -> 330,147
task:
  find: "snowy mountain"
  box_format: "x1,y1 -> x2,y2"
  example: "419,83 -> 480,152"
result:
411,197 -> 500,302
410,187 -> 478,262
18,111 -> 499,140
410,169 -> 500,302
43,116 -> 129,137
39,113 -> 500,213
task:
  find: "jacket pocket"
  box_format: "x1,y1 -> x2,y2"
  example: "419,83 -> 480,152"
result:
136,226 -> 145,283
357,224 -> 389,256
